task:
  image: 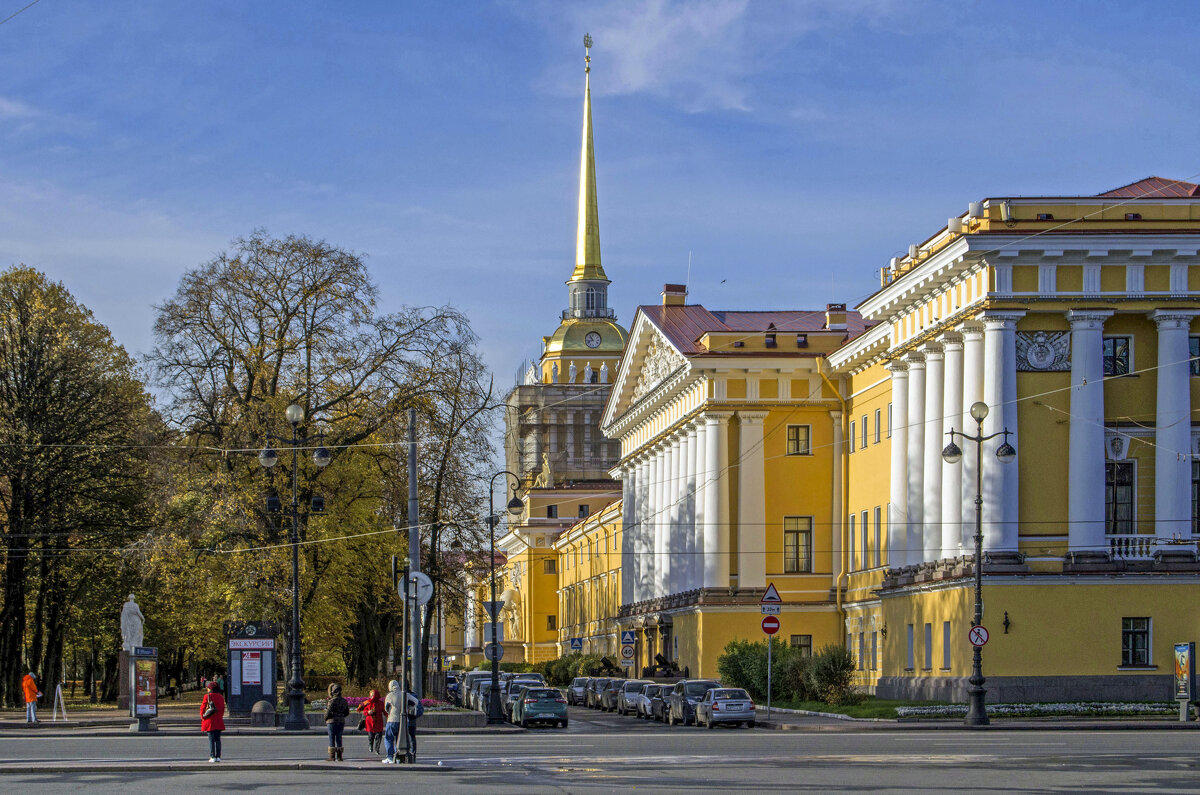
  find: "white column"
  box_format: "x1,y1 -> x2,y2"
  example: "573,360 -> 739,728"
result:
703,413 -> 730,588
959,323 -> 985,551
685,422 -> 700,591
940,334 -> 964,559
886,364 -> 908,567
636,456 -> 650,602
669,434 -> 684,595
981,310 -> 1024,553
922,343 -> 945,563
650,447 -> 665,598
738,411 -> 768,589
831,410 -> 844,573
620,464 -> 635,606
905,353 -> 926,566
1067,310 -> 1113,556
662,441 -> 676,595
1152,310 -> 1199,542
692,419 -> 707,590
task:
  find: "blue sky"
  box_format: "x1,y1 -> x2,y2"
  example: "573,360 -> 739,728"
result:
2,0 -> 1199,385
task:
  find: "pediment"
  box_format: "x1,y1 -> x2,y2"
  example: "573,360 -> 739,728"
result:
601,310 -> 690,432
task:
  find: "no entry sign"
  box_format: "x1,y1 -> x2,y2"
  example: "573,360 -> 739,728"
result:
761,616 -> 780,636
968,625 -> 989,647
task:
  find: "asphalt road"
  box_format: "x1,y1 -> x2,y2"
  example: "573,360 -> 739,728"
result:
3,706 -> 1199,793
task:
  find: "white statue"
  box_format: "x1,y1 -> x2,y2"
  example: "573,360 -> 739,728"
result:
551,362 -> 559,383
120,594 -> 145,651
600,362 -> 608,383
584,362 -> 593,383
568,362 -> 577,383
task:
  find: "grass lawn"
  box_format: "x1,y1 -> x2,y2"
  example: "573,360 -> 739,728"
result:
770,697 -> 948,719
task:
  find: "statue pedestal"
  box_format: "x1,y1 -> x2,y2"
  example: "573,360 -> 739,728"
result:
118,650 -> 130,711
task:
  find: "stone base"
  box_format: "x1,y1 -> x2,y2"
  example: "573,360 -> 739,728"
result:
877,673 -> 1172,704
117,650 -> 130,712
129,719 -> 158,733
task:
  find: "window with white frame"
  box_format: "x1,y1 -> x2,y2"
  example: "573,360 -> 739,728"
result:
923,623 -> 933,670
861,415 -> 868,449
786,425 -> 812,455
873,506 -> 882,567
870,631 -> 878,670
861,510 -> 869,569
887,402 -> 893,437
874,409 -> 881,444
848,514 -> 856,570
1121,617 -> 1151,666
849,420 -> 856,452
1103,336 -> 1131,376
857,632 -> 865,670
942,621 -> 951,669
906,624 -> 915,670
1105,461 -> 1134,534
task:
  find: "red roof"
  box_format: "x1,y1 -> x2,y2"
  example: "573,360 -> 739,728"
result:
1098,176 -> 1200,198
640,305 -> 870,355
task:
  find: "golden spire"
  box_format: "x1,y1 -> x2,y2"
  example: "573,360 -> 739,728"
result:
570,33 -> 607,283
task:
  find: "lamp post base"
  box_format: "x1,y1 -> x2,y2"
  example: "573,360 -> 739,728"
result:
964,683 -> 989,726
282,689 -> 308,730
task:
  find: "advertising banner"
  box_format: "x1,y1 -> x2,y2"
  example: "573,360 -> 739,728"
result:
133,659 -> 157,717
1174,642 -> 1195,701
242,651 -> 262,686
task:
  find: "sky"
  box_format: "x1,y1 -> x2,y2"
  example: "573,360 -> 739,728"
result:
2,0 -> 1200,388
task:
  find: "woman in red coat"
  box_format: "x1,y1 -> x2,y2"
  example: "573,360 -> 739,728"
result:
358,688 -> 385,755
200,681 -> 226,762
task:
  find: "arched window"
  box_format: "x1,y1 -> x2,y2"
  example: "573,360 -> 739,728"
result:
585,287 -> 596,310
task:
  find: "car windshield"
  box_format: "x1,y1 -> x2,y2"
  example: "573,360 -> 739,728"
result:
623,681 -> 644,692
571,678 -> 586,686
712,689 -> 749,700
685,682 -> 716,696
527,689 -> 559,699
647,686 -> 660,696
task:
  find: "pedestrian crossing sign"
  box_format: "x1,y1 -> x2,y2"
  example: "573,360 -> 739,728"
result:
621,630 -> 637,645
570,637 -> 583,651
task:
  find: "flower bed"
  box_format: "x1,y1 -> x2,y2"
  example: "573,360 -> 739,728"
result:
896,701 -> 1177,718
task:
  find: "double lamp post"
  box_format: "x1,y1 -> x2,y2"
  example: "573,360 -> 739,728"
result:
485,471 -> 524,725
941,400 -> 1016,728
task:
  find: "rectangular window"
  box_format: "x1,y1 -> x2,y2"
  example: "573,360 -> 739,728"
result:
942,621 -> 951,669
887,402 -> 893,437
906,624 -> 915,670
857,633 -> 865,670
873,506 -> 882,568
546,505 -> 558,519
923,623 -> 933,670
1121,617 -> 1150,666
790,635 -> 813,657
861,510 -> 869,569
1103,336 -> 1131,376
547,615 -> 557,631
578,504 -> 590,518
871,631 -> 878,671
874,409 -> 882,444
543,559 -> 557,574
1194,461 -> 1200,535
847,514 -> 856,571
861,415 -> 868,449
786,425 -> 812,455
849,420 -> 856,452
1105,461 -> 1134,534
1191,336 -> 1200,376
783,517 -> 813,573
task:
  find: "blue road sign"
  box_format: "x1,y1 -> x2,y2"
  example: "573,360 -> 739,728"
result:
620,630 -> 637,645
569,637 -> 583,651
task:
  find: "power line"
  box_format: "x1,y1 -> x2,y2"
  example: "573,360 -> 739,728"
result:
0,0 -> 43,27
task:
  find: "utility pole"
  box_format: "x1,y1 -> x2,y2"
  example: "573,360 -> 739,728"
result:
407,408 -> 422,697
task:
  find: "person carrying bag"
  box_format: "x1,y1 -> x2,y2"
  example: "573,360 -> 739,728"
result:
358,688 -> 385,755
200,681 -> 225,762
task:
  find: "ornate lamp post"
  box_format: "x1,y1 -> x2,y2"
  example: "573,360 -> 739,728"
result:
485,471 -> 524,725
259,403 -> 331,731
942,400 -> 1016,727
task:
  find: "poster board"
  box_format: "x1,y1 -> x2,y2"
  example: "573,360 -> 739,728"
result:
1174,642 -> 1195,701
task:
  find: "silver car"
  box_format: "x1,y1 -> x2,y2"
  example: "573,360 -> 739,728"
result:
695,687 -> 756,729
567,677 -> 589,706
632,683 -> 657,718
617,680 -> 651,716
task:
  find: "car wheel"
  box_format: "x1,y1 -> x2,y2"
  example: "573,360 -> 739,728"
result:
668,710 -> 676,726
746,721 -> 755,729
560,720 -> 568,729
520,717 -> 528,728
705,715 -> 714,729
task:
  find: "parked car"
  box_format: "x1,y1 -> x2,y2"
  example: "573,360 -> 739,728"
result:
648,685 -> 670,722
600,679 -> 625,711
445,674 -> 461,705
477,681 -> 502,715
695,687 -> 756,729
617,680 -> 651,715
567,677 -> 590,706
511,686 -> 569,729
585,678 -> 612,708
631,683 -> 656,718
666,679 -> 720,726
461,671 -> 491,709
504,677 -> 545,719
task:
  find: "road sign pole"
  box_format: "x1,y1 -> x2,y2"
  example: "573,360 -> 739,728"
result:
767,633 -> 772,721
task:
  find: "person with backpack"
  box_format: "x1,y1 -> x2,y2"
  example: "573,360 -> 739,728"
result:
323,683 -> 350,761
381,679 -> 402,764
200,680 -> 225,762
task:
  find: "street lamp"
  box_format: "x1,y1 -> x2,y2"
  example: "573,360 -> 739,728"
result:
485,471 -> 524,725
259,403 -> 332,731
942,400 -> 1016,727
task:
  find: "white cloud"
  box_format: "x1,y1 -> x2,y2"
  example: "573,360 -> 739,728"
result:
0,97 -> 39,119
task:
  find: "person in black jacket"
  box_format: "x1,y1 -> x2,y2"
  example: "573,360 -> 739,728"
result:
324,683 -> 350,761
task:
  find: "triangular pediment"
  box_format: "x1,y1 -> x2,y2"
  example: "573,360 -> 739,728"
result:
601,309 -> 690,431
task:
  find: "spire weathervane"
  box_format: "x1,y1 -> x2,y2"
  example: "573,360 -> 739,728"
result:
584,33 -> 592,73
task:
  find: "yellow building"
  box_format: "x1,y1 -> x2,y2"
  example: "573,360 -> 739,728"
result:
830,176 -> 1200,701
554,500 -> 623,657
600,287 -> 872,677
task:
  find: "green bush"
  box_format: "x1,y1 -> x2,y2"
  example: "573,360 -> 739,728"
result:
715,638 -> 793,702
781,653 -> 814,702
805,645 -> 860,705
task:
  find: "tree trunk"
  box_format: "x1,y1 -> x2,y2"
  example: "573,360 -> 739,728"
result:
0,543 -> 29,707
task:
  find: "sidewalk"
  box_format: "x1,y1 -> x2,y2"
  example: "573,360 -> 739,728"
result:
0,759 -> 452,774
755,707 -> 1200,732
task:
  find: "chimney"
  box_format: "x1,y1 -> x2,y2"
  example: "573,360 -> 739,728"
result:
825,303 -> 847,330
661,284 -> 687,306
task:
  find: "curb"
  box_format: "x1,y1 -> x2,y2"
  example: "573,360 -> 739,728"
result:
0,726 -> 525,738
756,719 -> 1200,731
756,704 -> 893,723
0,761 -> 454,774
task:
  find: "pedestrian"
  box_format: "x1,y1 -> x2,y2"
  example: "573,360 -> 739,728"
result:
358,688 -> 385,755
215,673 -> 224,694
200,680 -> 225,763
381,679 -> 402,764
323,682 -> 350,761
22,672 -> 41,724
405,687 -> 422,759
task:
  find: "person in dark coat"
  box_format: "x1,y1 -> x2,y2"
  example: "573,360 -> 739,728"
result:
200,681 -> 226,762
323,682 -> 350,761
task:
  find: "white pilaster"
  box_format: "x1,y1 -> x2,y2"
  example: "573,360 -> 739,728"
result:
1151,310 -> 1200,542
905,353 -> 926,565
981,310 -> 1024,553
922,343 -> 945,563
737,411 -> 768,589
1067,310 -> 1113,556
635,456 -> 649,602
831,409 -> 844,571
651,447 -> 665,598
620,464 -> 635,606
886,364 -> 908,567
685,422 -> 700,591
940,334 -> 964,559
959,323 -> 985,551
669,434 -> 684,595
703,413 -> 730,588
660,442 -> 674,596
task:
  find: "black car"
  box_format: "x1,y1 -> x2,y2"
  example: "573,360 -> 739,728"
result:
585,677 -> 612,708
648,685 -> 670,722
666,679 -> 720,726
600,679 -> 625,712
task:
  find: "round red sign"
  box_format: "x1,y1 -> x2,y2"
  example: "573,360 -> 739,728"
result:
761,616 -> 780,636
